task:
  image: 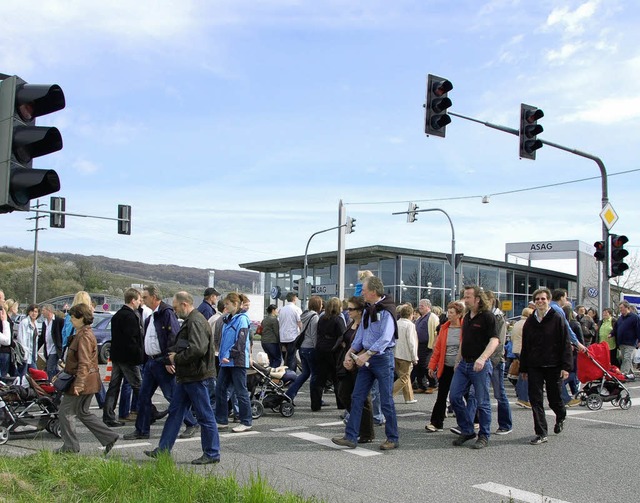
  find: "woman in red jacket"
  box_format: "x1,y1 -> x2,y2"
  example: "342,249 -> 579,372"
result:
425,301 -> 465,432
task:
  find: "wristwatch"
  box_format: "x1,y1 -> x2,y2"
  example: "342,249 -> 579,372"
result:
365,350 -> 377,357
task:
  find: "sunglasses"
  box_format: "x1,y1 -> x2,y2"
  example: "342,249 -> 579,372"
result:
534,297 -> 547,302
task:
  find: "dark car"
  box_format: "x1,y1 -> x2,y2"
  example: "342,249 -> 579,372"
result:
93,312 -> 114,364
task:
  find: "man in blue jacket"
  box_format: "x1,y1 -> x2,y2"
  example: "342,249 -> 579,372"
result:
124,285 -> 198,440
613,300 -> 640,374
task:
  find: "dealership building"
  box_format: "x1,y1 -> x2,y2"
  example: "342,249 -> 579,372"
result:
240,240 -> 597,317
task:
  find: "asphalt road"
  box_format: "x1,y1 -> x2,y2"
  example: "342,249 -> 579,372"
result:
4,364 -> 640,503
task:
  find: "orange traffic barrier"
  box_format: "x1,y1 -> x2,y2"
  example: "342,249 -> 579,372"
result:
104,358 -> 113,383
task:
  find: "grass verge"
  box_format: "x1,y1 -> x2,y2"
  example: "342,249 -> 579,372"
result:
0,451 -> 322,503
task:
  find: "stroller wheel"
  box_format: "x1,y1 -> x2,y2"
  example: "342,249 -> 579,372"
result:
0,426 -> 8,445
46,419 -> 62,438
576,391 -> 587,406
620,396 -> 632,410
280,402 -> 294,418
251,400 -> 264,419
586,393 -> 603,411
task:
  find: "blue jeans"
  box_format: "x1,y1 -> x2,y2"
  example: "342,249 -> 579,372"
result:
215,366 -> 252,426
345,349 -> 398,443
283,342 -> 297,372
261,342 -> 282,368
450,360 -> 493,438
286,347 -> 317,402
158,379 -> 220,460
45,353 -> 59,381
489,361 -> 512,430
0,353 -> 11,377
371,379 -> 384,424
119,378 -> 132,418
135,359 -> 196,435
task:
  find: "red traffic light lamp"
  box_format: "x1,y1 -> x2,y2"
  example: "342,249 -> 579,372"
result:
593,240 -> 605,262
610,234 -> 629,277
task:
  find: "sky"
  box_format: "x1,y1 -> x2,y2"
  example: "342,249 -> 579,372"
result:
1,0 -> 639,277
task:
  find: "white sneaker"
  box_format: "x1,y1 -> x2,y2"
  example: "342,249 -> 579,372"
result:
404,399 -> 418,404
232,424 -> 252,433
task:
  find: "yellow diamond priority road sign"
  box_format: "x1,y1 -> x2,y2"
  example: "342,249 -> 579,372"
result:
599,203 -> 618,231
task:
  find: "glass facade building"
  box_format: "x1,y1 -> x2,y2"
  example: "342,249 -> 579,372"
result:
240,245 -> 577,317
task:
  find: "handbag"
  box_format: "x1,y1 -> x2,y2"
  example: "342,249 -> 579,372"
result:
507,359 -> 520,379
52,371 -> 76,392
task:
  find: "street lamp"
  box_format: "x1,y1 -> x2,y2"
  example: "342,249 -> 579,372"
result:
393,206 -> 459,301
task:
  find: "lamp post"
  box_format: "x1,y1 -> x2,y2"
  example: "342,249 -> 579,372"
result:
393,206 -> 458,301
303,223 -> 347,309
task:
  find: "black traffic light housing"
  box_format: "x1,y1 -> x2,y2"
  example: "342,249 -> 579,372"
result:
407,202 -> 418,223
519,104 -> 544,160
593,240 -> 605,262
346,216 -> 356,234
425,74 -> 453,138
610,234 -> 629,277
50,196 -> 65,228
0,75 -> 65,213
117,204 -> 131,235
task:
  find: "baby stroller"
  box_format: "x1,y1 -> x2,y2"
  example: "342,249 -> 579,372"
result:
247,360 -> 296,419
0,368 -> 62,444
576,341 -> 632,411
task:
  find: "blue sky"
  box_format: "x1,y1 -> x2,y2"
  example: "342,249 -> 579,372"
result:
1,0 -> 638,275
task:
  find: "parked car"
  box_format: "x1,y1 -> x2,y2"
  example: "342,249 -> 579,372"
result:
93,312 -> 114,364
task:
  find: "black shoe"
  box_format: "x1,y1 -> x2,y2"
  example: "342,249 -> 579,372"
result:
191,454 -> 220,465
179,425 -> 201,439
554,419 -> 564,434
529,435 -> 548,445
104,420 -> 125,428
104,436 -> 118,456
144,448 -> 161,459
357,437 -> 374,444
472,435 -> 488,449
54,446 -> 79,454
153,409 -> 169,421
331,436 -> 357,449
123,430 -> 150,440
452,433 -> 476,446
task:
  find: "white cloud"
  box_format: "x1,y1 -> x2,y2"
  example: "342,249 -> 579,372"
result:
546,0 -> 599,37
72,159 -> 100,175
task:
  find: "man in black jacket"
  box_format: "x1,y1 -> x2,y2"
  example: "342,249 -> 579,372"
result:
39,304 -> 65,381
520,287 -> 573,445
144,291 -> 219,465
103,288 -> 145,427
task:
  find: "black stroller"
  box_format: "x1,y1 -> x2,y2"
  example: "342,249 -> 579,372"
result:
0,368 -> 62,444
247,362 -> 296,419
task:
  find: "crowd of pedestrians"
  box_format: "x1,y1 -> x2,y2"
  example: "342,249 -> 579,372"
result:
1,282 -> 639,460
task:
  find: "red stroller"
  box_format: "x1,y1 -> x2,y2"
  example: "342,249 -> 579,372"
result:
576,341 -> 632,410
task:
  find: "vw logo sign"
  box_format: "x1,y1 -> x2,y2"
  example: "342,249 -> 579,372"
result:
587,287 -> 599,298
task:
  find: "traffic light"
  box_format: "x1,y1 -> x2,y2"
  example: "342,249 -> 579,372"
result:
610,234 -> 629,277
593,240 -> 605,262
293,279 -> 301,294
425,74 -> 453,138
346,216 -> 356,234
0,75 -> 65,213
519,103 -> 544,160
50,196 -> 65,228
117,204 -> 131,235
407,202 -> 418,223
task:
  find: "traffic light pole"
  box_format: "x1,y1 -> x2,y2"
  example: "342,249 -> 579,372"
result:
449,111 -> 610,311
303,223 -> 347,309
